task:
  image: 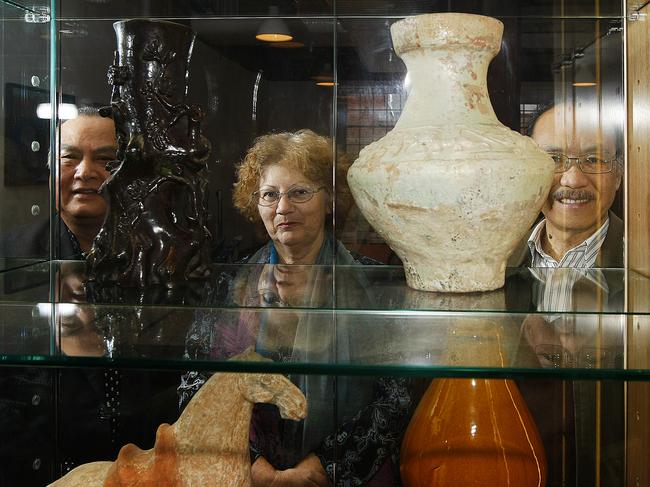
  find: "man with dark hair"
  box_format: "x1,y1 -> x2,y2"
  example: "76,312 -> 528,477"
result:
1,107 -> 115,259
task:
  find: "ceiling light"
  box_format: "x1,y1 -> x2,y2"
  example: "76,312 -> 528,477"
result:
256,6 -> 292,43
573,82 -> 597,87
312,62 -> 335,86
36,103 -> 79,120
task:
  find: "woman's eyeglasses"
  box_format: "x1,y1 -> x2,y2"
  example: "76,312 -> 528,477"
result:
253,186 -> 325,206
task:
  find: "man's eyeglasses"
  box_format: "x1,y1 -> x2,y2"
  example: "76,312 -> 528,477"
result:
549,152 -> 618,174
253,186 -> 325,206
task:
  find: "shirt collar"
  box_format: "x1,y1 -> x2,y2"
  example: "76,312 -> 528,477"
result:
527,217 -> 610,268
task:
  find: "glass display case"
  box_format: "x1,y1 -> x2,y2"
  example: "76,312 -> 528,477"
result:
1,0 -> 649,486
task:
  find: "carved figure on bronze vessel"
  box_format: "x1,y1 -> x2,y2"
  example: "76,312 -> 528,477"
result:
49,350 -> 307,487
86,19 -> 213,288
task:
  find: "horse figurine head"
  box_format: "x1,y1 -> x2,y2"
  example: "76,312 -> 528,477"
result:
238,372 -> 306,420
228,348 -> 306,420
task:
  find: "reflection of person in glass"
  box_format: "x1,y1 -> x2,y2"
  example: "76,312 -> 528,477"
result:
511,102 -> 624,487
181,130 -> 409,487
251,263 -> 323,358
55,263 -> 105,357
0,107 -> 116,259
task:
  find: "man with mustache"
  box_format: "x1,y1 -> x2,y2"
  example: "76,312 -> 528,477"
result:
511,102 -> 623,267
509,102 -> 625,486
0,106 -> 115,259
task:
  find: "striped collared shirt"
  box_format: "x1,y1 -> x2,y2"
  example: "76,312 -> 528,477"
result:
527,218 -> 610,314
527,218 -> 610,269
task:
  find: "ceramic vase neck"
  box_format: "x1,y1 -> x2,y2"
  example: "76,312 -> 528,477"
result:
396,47 -> 499,129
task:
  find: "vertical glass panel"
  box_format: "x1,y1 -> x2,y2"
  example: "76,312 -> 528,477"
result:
334,16 -> 624,265
0,2 -> 637,486
57,8 -> 335,263
334,17 -> 406,264
0,0 -> 52,267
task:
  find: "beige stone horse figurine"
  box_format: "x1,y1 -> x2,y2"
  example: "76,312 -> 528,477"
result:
50,350 -> 307,486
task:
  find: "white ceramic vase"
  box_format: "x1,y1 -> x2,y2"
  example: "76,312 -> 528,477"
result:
347,13 -> 554,292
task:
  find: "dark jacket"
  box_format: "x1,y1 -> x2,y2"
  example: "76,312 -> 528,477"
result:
0,214 -> 80,261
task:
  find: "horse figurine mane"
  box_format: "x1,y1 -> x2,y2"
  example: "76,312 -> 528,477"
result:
50,350 -> 307,487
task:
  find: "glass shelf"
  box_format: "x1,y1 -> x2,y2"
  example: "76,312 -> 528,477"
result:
0,260 -> 646,379
0,260 -> 645,313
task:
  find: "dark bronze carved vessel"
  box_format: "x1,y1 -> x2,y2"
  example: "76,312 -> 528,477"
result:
87,19 -> 212,288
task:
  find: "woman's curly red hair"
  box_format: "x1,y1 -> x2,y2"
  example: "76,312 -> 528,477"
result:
233,129 -> 351,223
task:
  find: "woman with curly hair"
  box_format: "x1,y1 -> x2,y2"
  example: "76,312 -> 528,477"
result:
232,129 -> 356,266
180,130 -> 410,487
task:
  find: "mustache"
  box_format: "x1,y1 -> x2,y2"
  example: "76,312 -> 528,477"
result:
552,189 -> 595,202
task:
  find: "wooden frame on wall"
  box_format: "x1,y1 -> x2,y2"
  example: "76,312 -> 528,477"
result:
625,4 -> 650,485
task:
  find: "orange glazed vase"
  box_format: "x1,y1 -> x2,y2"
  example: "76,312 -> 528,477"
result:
401,378 -> 547,486
400,291 -> 547,486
